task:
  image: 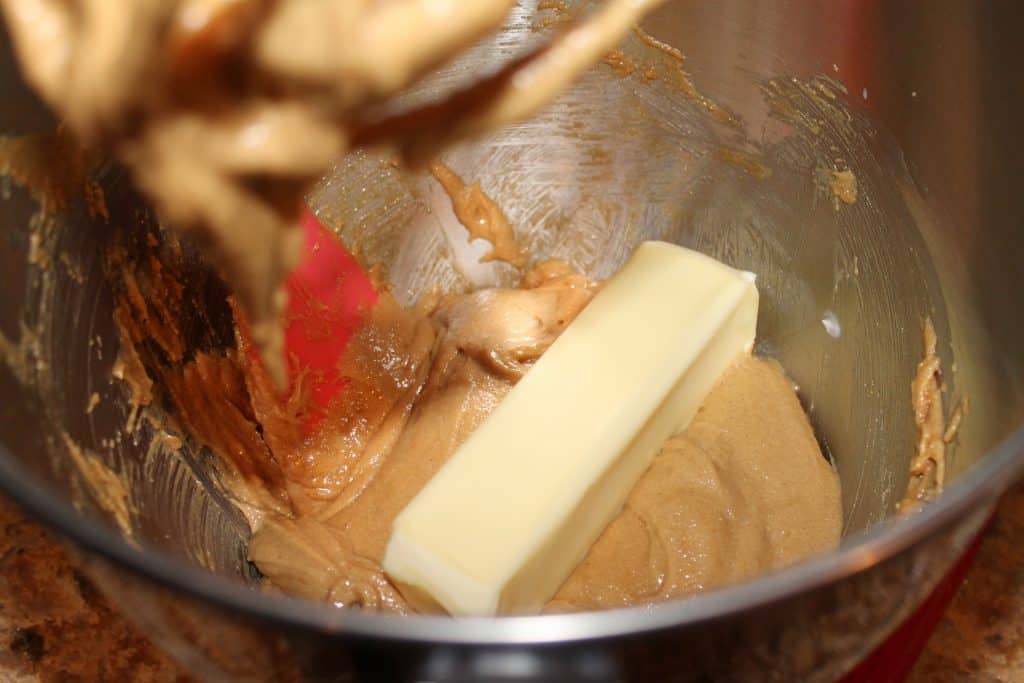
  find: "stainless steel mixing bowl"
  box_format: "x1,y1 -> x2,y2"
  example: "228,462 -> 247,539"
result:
1,1 -> 1023,680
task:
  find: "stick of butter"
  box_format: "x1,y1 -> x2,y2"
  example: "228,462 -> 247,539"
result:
383,241 -> 759,616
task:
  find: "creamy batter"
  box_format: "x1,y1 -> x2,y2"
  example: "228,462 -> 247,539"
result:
232,262 -> 839,612
549,356 -> 840,610
430,162 -> 528,268
899,318 -> 949,512
104,240 -> 841,613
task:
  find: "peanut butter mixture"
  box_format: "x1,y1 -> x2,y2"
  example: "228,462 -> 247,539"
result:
245,262 -> 840,612
430,162 -> 528,268
108,239 -> 841,613
899,318 -> 951,512
548,356 -> 841,610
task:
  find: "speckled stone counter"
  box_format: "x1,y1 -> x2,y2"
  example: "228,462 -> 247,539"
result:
908,480 -> 1024,682
0,482 -> 1021,682
0,497 -> 188,682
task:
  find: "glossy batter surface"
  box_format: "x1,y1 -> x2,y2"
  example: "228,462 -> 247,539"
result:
241,263 -> 842,612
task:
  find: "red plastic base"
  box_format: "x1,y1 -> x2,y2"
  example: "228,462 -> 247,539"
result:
841,518 -> 992,682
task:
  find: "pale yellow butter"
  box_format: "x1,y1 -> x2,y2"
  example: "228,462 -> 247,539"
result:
383,241 -> 759,616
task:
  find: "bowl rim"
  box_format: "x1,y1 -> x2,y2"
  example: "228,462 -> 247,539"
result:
0,421 -> 1020,644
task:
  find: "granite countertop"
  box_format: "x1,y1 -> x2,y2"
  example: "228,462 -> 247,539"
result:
0,484 -> 1021,682
0,499 -> 187,682
907,479 -> 1024,682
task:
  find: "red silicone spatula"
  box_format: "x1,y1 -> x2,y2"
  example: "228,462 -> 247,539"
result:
282,210 -> 377,427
